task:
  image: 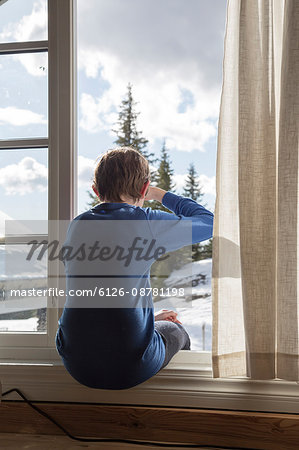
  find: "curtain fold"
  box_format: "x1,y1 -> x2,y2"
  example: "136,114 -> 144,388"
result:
212,0 -> 299,380
276,0 -> 299,381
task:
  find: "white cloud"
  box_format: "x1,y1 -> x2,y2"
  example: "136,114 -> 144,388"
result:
0,157 -> 47,195
77,0 -> 225,87
14,52 -> 47,78
0,1 -> 47,77
0,155 -> 99,196
2,0 -> 225,152
173,174 -> 188,192
0,0 -> 47,42
0,106 -> 46,126
78,155 -> 97,187
79,68 -> 219,151
77,0 -> 226,152
198,174 -> 216,196
173,173 -> 215,196
79,94 -> 105,133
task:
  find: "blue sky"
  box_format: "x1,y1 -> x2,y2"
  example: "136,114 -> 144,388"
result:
0,0 -> 227,234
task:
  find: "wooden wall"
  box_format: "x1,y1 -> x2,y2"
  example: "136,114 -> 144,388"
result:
1,402 -> 299,449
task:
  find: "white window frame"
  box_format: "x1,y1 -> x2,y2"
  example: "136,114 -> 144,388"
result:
0,0 -> 209,367
0,0 -> 76,360
2,0 -> 299,415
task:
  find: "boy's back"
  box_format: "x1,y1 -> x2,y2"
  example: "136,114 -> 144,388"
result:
55,147 -> 214,389
56,202 -> 166,390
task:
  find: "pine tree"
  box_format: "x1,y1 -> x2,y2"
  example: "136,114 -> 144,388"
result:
183,163 -> 204,202
182,163 -> 212,261
87,189 -> 99,208
87,83 -> 156,208
150,141 -> 180,293
112,83 -> 156,164
151,140 -> 175,212
198,238 -> 213,260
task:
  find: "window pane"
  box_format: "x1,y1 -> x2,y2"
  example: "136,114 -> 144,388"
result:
0,244 -> 47,332
0,0 -> 47,43
0,52 -> 48,139
154,258 -> 212,351
0,148 -> 48,222
0,148 -> 48,333
76,0 -> 223,351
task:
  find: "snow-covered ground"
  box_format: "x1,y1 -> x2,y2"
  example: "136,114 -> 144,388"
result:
154,259 -> 212,351
0,317 -> 38,332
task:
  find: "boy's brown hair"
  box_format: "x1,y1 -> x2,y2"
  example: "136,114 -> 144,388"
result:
93,146 -> 150,203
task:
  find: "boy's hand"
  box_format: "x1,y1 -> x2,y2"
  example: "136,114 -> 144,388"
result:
145,186 -> 166,203
154,309 -> 182,324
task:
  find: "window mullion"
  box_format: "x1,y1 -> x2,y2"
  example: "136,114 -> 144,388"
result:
0,41 -> 48,55
0,139 -> 48,150
48,0 -> 77,223
48,0 -> 77,340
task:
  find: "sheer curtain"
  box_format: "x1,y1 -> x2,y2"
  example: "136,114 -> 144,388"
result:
212,0 -> 298,380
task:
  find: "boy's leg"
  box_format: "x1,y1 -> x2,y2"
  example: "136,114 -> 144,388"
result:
155,320 -> 191,370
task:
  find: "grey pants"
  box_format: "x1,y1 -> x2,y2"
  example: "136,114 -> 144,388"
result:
155,320 -> 191,370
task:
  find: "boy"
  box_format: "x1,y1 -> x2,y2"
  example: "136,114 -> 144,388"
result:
56,147 -> 214,389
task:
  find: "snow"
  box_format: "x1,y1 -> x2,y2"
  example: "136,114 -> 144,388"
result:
0,317 -> 38,332
155,259 -> 212,350
166,258 -> 212,286
0,244 -> 47,280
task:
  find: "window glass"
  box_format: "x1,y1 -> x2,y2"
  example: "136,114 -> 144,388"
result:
0,52 -> 48,139
0,148 -> 48,223
0,244 -> 47,333
0,0 -> 47,43
76,0 -> 227,351
0,148 -> 48,333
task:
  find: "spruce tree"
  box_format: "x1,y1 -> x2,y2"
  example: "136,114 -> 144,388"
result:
112,83 -> 156,164
151,140 -> 175,212
182,163 -> 212,261
87,189 -> 99,208
150,141 -> 179,294
183,163 -> 204,202
87,83 -> 156,207
199,238 -> 213,260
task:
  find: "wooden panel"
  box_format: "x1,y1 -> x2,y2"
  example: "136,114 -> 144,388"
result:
1,402 -> 299,450
0,432 -> 208,450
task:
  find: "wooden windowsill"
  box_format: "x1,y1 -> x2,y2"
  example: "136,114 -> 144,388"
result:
1,356 -> 299,414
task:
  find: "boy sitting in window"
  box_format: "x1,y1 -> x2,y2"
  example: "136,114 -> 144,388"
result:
56,147 -> 214,389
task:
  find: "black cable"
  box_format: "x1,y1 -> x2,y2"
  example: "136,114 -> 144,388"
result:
1,388 -> 255,449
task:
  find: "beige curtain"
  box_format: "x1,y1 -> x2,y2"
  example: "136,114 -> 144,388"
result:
212,0 -> 299,380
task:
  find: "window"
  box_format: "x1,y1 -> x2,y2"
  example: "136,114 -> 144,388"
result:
76,0 -> 227,353
0,148 -> 48,335
1,1 -> 299,416
0,0 -> 76,360
0,0 -> 226,364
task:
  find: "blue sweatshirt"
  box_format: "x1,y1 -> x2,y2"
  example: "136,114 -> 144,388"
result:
55,192 -> 214,389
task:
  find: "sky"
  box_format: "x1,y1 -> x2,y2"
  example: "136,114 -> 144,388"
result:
0,0 -> 227,234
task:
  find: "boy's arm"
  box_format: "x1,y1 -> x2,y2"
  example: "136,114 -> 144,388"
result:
145,187 -> 214,252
